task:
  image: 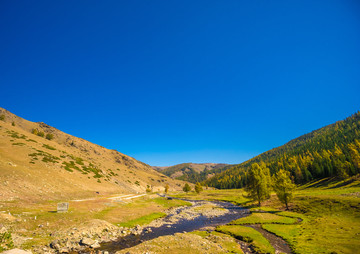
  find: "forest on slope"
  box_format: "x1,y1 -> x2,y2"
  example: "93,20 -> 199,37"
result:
205,111 -> 360,189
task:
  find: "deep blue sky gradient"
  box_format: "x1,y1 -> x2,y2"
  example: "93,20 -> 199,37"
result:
1,1 -> 359,166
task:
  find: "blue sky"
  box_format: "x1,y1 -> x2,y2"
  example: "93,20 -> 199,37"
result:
1,1 -> 359,166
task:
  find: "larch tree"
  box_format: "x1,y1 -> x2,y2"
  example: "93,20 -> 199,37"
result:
245,163 -> 271,207
273,169 -> 296,210
194,182 -> 203,194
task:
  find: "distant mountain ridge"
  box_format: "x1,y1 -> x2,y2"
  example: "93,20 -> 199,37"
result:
0,107 -> 183,201
205,111 -> 360,189
153,163 -> 232,183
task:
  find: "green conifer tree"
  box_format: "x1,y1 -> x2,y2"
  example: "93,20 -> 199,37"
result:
273,169 -> 296,210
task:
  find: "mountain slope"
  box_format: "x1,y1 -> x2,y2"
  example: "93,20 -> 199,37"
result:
0,107 -> 183,201
206,111 -> 360,189
153,163 -> 231,183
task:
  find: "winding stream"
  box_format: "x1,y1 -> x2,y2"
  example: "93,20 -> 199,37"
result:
97,200 -> 247,253
94,199 -> 292,254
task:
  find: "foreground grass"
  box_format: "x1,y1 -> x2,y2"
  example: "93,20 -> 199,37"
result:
172,188 -> 249,205
216,225 -> 274,254
231,212 -> 297,225
118,212 -> 166,227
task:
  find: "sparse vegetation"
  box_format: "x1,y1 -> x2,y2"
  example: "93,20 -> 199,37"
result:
0,114 -> 5,121
42,144 -> 56,150
0,232 -> 14,252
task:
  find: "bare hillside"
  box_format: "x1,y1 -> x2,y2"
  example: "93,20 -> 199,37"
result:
0,107 -> 183,202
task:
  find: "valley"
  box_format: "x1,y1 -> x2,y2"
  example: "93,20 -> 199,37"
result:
1,108 -> 360,254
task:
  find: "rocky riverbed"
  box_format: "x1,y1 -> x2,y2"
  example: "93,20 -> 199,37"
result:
11,199 -> 248,254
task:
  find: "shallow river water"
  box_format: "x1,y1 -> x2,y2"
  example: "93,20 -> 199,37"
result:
96,199 -> 248,253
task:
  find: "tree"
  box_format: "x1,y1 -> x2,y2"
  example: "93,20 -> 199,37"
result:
183,183 -> 191,193
273,169 -> 296,210
245,163 -> 271,207
194,182 -> 203,194
11,121 -> 15,126
164,184 -> 169,194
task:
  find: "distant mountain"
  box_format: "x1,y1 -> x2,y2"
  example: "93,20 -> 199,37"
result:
205,111 -> 360,189
0,107 -> 184,202
153,163 -> 232,183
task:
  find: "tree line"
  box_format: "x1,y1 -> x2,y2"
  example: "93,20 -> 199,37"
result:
205,111 -> 360,189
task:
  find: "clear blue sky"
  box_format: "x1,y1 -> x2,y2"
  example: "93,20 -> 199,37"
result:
1,1 -> 359,166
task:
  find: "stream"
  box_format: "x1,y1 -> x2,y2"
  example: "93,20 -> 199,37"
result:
93,199 -> 292,254
96,199 -> 247,253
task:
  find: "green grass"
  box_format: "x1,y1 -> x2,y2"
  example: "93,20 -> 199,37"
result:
152,197 -> 192,208
172,189 -> 249,206
231,212 -> 297,225
118,212 -> 166,228
216,225 -> 274,254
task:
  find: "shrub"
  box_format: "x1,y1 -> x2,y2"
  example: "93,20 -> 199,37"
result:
45,133 -> 54,140
0,115 -> 5,121
38,131 -> 45,137
31,129 -> 38,135
11,121 -> 15,126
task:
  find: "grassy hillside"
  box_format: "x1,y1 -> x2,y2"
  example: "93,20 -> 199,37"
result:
206,111 -> 360,188
153,163 -> 231,183
0,107 -> 184,202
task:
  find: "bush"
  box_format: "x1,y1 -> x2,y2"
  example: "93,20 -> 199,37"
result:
31,129 -> 38,135
11,122 -> 15,126
0,115 -> 5,121
38,131 -> 45,137
45,133 -> 54,140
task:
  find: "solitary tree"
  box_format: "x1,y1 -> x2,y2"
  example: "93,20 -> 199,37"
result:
194,182 -> 203,194
273,169 -> 296,210
183,183 -> 191,193
164,184 -> 169,194
245,163 -> 271,207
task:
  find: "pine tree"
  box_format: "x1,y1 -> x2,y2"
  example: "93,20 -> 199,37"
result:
273,169 -> 296,210
245,163 -> 271,207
